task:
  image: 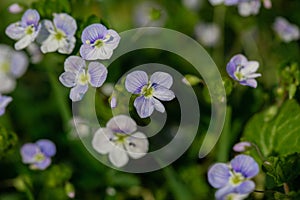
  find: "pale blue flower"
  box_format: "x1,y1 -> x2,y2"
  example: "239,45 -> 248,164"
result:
92,115 -> 149,167
5,9 -> 41,50
233,142 -> 252,152
80,24 -> 120,60
40,13 -> 77,54
273,17 -> 300,43
20,139 -> 56,170
208,155 -> 259,200
226,54 -> 261,88
237,0 -> 261,17
125,71 -> 175,118
0,94 -> 12,116
59,56 -> 108,102
0,44 -> 28,93
8,3 -> 23,14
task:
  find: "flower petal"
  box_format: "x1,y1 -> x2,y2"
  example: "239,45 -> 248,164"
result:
153,98 -> 165,113
87,62 -> 108,87
215,185 -> 235,200
108,143 -> 129,167
53,13 -> 77,36
59,71 -> 77,87
40,34 -> 60,53
21,9 -> 40,27
15,34 -> 35,50
10,51 -> 28,78
81,24 -> 107,44
230,155 -> 259,179
153,86 -> 175,101
64,56 -> 86,73
241,61 -> 259,75
239,79 -> 258,88
58,36 -> 76,54
125,132 -> 149,159
36,139 -> 56,157
0,95 -> 13,116
150,71 -> 173,89
125,71 -> 148,94
33,157 -> 51,170
208,163 -> 231,188
20,143 -> 39,164
69,84 -> 88,102
5,22 -> 25,40
80,44 -> 113,60
0,74 -> 16,94
106,115 -> 137,134
134,96 -> 155,118
92,128 -> 115,154
235,180 -> 255,194
105,29 -> 121,50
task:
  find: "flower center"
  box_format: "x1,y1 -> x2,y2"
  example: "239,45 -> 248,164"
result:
25,25 -> 35,35
234,65 -> 245,81
141,84 -> 154,98
229,172 -> 245,186
94,39 -> 104,48
34,153 -> 45,162
0,62 -> 10,73
54,30 -> 66,41
115,134 -> 128,144
78,73 -> 90,85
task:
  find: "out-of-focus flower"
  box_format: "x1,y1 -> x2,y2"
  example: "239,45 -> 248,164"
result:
263,0 -> 272,9
208,155 -> 259,200
110,96 -> 117,108
101,83 -> 114,97
195,22 -> 220,47
20,139 -> 56,170
273,17 -> 300,43
0,44 -> 28,93
40,13 -> 77,54
5,9 -> 41,50
125,71 -> 175,118
237,0 -> 261,17
226,54 -> 261,88
92,115 -> 149,167
182,0 -> 203,11
209,0 -> 225,6
68,116 -> 90,140
80,24 -> 120,60
0,94 -> 12,116
8,3 -> 23,14
133,1 -> 167,27
27,43 -> 43,63
233,142 -> 252,152
59,56 -> 107,101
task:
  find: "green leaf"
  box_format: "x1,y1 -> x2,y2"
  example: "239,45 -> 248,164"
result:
0,126 -> 18,158
242,100 -> 300,157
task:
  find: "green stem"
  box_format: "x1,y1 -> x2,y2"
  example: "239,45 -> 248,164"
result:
24,182 -> 34,200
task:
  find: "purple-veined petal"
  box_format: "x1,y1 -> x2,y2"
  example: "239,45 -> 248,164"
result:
125,132 -> 149,159
21,9 -> 40,27
58,36 -> 76,54
208,163 -> 231,188
40,34 -> 60,53
15,34 -> 35,50
125,71 -> 148,94
215,185 -> 235,200
87,62 -> 108,87
134,96 -> 155,118
53,13 -> 77,36
10,51 -> 28,78
0,74 -> 16,93
153,98 -> 165,113
80,44 -> 113,60
64,56 -> 86,73
235,180 -> 255,194
239,79 -> 258,88
81,24 -> 107,44
230,54 -> 248,67
150,71 -> 173,89
226,61 -> 237,80
108,143 -> 129,168
36,139 -> 56,157
59,71 -> 77,87
241,61 -> 259,75
5,23 -> 25,40
69,84 -> 88,102
20,143 -> 39,164
92,128 -> 115,154
105,29 -> 121,49
107,115 -> 137,134
230,155 -> 259,179
153,86 -> 175,101
33,157 -> 51,170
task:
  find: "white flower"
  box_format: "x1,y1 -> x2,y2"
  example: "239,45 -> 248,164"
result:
92,115 -> 149,167
195,22 -> 220,47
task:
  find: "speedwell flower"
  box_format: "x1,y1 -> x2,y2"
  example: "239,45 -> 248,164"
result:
40,13 -> 77,54
208,155 -> 259,200
80,24 -> 120,60
92,115 -> 149,167
226,54 -> 261,88
59,56 -> 108,102
5,9 -> 41,50
273,17 -> 300,43
20,139 -> 56,170
125,71 -> 175,118
0,44 -> 28,93
0,94 -> 12,116
233,142 -> 252,152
